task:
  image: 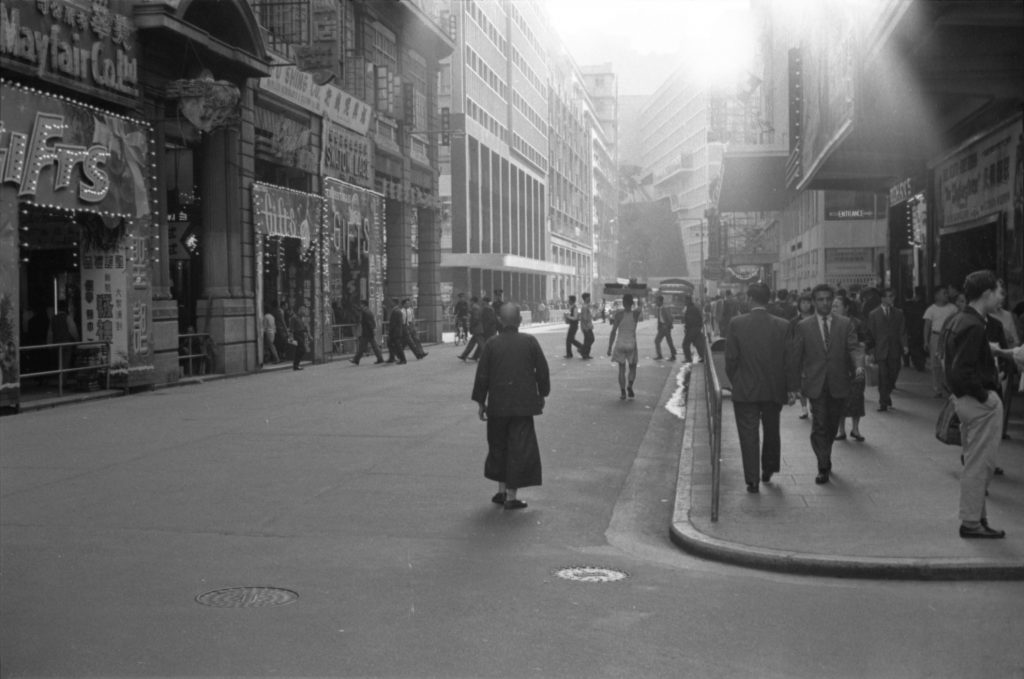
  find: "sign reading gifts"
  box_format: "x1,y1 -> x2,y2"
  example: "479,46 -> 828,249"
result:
0,0 -> 139,103
0,81 -> 152,217
251,182 -> 322,250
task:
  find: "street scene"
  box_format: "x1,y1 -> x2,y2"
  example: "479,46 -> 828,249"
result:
2,0 -> 1024,676
2,321 -> 1022,677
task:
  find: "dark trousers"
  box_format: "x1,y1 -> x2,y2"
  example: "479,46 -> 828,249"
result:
387,334 -> 406,363
461,333 -> 485,360
877,352 -> 901,405
682,329 -> 705,362
291,339 -> 307,369
654,326 -> 676,358
733,401 -> 782,485
581,327 -> 594,357
353,334 -> 383,363
565,322 -> 582,357
404,327 -> 425,358
809,391 -> 846,472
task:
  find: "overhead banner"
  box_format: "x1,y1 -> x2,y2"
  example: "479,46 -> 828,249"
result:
0,80 -> 152,219
251,182 -> 322,250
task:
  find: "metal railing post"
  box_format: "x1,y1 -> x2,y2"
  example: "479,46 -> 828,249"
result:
704,322 -> 723,522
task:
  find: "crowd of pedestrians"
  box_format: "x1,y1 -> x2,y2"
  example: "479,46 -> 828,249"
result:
722,272 -> 1023,539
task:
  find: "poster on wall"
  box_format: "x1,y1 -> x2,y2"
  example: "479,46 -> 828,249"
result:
935,121 -> 1017,228
324,178 -> 381,336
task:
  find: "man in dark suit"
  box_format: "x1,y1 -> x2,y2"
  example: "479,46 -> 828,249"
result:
387,299 -> 407,365
787,284 -> 865,484
681,294 -> 706,363
865,288 -> 907,411
473,303 -> 551,510
726,283 -> 795,492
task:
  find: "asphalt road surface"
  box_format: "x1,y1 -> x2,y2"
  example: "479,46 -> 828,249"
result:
2,321 -> 1022,678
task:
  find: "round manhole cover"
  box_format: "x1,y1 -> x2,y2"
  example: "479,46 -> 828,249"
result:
553,566 -> 629,583
195,587 -> 298,608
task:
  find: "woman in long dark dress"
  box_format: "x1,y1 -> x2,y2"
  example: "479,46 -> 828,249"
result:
834,295 -> 866,441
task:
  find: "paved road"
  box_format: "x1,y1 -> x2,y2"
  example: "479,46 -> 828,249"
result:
2,321 -> 1022,678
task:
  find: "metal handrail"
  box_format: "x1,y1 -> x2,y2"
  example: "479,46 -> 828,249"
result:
179,332 -> 213,376
18,340 -> 112,396
703,322 -> 723,522
331,323 -> 360,355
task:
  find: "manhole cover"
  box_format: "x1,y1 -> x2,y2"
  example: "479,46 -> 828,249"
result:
553,566 -> 629,583
195,587 -> 298,608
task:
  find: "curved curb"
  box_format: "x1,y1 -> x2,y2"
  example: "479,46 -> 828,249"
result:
671,365 -> 1024,581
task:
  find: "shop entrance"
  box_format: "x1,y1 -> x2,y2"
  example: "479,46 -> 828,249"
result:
165,145 -> 203,334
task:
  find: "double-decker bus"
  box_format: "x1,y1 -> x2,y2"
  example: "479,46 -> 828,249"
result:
650,277 -> 695,322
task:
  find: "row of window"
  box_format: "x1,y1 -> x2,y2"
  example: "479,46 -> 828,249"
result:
512,133 -> 547,173
512,90 -> 545,136
508,2 -> 544,60
465,0 -> 508,56
465,45 -> 508,100
510,47 -> 545,98
467,97 -> 509,143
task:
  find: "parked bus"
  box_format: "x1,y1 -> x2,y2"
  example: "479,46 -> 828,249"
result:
651,278 -> 695,322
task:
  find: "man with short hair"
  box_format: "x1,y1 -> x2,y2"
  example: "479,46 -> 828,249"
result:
387,298 -> 407,365
787,284 -> 864,484
350,300 -> 384,365
727,283 -> 794,492
564,295 -> 582,358
473,303 -> 550,510
458,296 -> 484,362
653,294 -> 677,361
865,288 -> 907,411
579,292 -> 595,359
681,294 -> 706,363
946,270 -> 1006,538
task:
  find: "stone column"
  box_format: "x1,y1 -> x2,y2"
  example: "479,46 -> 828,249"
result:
417,206 -> 442,342
150,122 -> 181,385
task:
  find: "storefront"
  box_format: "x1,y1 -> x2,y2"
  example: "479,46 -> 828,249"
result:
933,116 -> 1023,305
0,80 -> 156,407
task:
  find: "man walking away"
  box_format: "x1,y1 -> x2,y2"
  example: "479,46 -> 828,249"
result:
946,270 -> 1005,538
564,295 -> 583,358
402,299 -> 428,359
387,300 -> 407,364
923,287 -> 957,397
720,290 -> 739,339
458,296 -> 484,361
787,284 -> 864,484
682,294 -> 706,363
472,303 -> 551,510
579,293 -> 595,359
726,283 -> 794,492
350,300 -> 384,365
653,294 -> 677,361
865,288 -> 906,411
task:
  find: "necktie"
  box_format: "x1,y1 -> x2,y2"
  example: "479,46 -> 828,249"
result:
823,317 -> 830,352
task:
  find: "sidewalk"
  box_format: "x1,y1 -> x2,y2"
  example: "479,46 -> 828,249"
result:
672,360 -> 1024,580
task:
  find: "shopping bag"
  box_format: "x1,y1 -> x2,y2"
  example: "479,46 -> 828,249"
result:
935,396 -> 961,446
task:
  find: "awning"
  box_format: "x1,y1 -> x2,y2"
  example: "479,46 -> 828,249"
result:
718,150 -> 794,212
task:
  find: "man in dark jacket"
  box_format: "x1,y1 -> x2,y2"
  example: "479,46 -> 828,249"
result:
653,295 -> 677,361
865,288 -> 907,411
349,300 -> 384,365
472,303 -> 551,510
945,270 -> 1005,538
681,294 -> 706,363
387,299 -> 407,365
457,296 -> 484,362
726,283 -> 794,492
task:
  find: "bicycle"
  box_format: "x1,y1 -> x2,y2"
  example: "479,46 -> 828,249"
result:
453,316 -> 469,345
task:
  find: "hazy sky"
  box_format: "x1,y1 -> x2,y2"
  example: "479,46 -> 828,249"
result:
545,0 -> 756,96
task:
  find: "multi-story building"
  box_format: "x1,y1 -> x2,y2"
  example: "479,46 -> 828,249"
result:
439,0 -> 573,308
581,65 -> 620,295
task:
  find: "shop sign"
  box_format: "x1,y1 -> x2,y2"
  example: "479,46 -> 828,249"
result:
889,177 -> 914,205
322,120 -> 371,187
323,177 -> 383,328
251,182 -> 321,250
0,81 -> 152,218
935,122 -> 1018,227
254,105 -> 317,173
825,247 -> 873,275
259,61 -> 371,136
0,0 -> 138,104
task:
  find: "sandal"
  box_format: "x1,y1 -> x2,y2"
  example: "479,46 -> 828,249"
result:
504,499 -> 528,510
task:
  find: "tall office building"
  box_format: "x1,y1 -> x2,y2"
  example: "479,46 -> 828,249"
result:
439,0 -> 573,307
581,65 -> 620,294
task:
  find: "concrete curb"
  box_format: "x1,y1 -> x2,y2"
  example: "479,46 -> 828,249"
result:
669,364 -> 1024,581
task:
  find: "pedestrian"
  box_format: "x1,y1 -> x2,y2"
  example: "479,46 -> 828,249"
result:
945,270 -> 1005,538
923,287 -> 957,397
787,284 -> 864,484
681,293 -> 706,363
725,283 -> 794,493
262,304 -> 279,364
791,292 -> 815,420
492,288 -> 505,329
720,290 -> 739,339
387,299 -> 407,365
402,299 -> 428,359
453,292 -> 469,343
832,295 -> 866,442
564,294 -> 583,358
987,281 -> 1019,440
653,294 -> 677,361
472,303 -> 550,511
607,293 -> 641,400
865,288 -> 907,411
478,295 -> 498,354
579,292 -> 595,359
349,300 -> 384,365
458,296 -> 485,361
903,286 -> 927,371
289,305 -> 311,371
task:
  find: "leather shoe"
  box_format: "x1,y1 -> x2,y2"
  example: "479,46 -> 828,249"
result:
959,524 -> 1005,539
851,433 -> 865,442
876,405 -> 888,412
746,483 -> 759,493
491,492 -> 506,505
504,499 -> 528,510
761,471 -> 773,483
814,472 -> 830,484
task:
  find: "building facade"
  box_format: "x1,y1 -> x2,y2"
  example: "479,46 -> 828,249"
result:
580,65 -> 619,296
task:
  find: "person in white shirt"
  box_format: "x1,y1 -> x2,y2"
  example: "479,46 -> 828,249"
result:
401,299 -> 428,360
262,305 -> 279,364
922,287 -> 957,396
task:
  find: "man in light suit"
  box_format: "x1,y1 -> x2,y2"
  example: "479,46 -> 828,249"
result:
726,283 -> 795,493
787,284 -> 865,484
865,288 -> 907,411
